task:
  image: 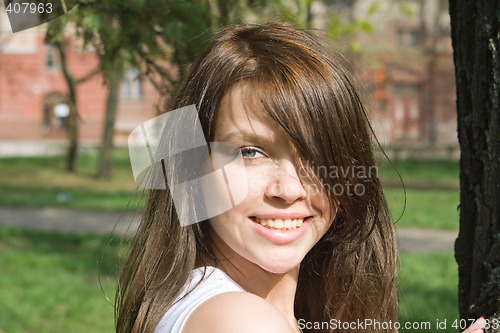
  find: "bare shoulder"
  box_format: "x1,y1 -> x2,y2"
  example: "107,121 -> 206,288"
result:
181,292 -> 295,333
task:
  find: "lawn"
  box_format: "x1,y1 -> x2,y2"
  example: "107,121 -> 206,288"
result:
380,158 -> 460,230
0,228 -> 121,333
385,188 -> 459,230
0,228 -> 461,333
378,158 -> 459,189
0,154 -> 469,332
398,252 -> 460,333
0,153 -> 460,229
0,149 -> 140,211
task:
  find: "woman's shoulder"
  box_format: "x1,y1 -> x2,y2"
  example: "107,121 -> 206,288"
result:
181,291 -> 296,333
154,266 -> 245,333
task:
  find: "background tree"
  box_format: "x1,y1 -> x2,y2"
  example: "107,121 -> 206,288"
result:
77,0 -> 212,179
45,16 -> 99,172
449,0 -> 499,328
46,0 -> 356,178
204,0 -> 313,32
71,0 -> 311,178
50,0 -> 211,178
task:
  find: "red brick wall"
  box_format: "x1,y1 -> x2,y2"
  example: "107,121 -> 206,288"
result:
0,31 -> 160,143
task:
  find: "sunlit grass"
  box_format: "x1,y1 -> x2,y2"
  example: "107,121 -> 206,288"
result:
379,158 -> 459,188
399,252 -> 460,333
385,188 -> 459,230
0,149 -> 141,211
0,227 -> 462,333
0,228 -> 122,333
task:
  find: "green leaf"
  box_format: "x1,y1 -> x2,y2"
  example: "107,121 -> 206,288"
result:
367,1 -> 381,16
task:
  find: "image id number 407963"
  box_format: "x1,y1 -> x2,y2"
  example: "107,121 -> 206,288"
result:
452,318 -> 499,331
5,2 -> 53,14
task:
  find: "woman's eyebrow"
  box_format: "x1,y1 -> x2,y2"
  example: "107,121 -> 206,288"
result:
218,129 -> 274,144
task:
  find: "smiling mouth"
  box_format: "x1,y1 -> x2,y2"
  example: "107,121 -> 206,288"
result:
249,216 -> 309,230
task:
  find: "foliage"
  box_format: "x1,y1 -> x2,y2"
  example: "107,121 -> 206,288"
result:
73,0 -> 211,76
246,0 -> 313,27
326,1 -> 378,53
398,2 -> 416,17
45,0 -> 213,178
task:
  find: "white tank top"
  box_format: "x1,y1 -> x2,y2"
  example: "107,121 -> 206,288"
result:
154,266 -> 245,333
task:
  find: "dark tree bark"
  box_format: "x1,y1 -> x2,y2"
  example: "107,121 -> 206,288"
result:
97,57 -> 125,179
54,40 -> 79,172
45,22 -> 81,173
46,21 -> 99,173
450,0 -> 500,329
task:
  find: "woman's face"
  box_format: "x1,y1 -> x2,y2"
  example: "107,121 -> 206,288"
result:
208,85 -> 334,274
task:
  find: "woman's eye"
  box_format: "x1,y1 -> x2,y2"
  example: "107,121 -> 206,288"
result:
240,146 -> 267,159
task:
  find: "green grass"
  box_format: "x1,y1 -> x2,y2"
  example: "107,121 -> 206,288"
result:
0,228 -> 122,333
0,155 -> 466,332
399,252 -> 460,333
386,188 -> 459,230
0,149 -> 140,211
0,227 -> 461,333
379,158 -> 459,188
379,158 -> 460,230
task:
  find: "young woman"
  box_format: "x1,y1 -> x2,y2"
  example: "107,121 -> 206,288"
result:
115,22 -> 485,333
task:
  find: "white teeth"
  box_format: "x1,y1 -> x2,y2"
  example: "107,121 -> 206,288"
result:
257,218 -> 305,230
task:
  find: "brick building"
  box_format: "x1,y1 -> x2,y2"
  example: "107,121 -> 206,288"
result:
0,11 -> 160,153
313,0 -> 458,151
0,0 -> 457,156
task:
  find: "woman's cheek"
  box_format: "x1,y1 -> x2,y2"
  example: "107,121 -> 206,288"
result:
244,166 -> 272,198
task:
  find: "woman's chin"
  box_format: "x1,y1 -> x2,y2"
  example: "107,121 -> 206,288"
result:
257,259 -> 302,275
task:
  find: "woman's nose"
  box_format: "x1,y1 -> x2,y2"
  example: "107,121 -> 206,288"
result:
264,161 -> 307,204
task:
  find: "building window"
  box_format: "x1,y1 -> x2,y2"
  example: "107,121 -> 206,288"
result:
121,68 -> 143,100
396,29 -> 419,47
392,83 -> 421,141
395,83 -> 420,96
45,43 -> 60,71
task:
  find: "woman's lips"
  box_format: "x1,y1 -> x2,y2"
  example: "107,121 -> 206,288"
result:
249,216 -> 311,244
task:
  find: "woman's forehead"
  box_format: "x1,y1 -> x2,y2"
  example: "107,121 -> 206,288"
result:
215,84 -> 276,141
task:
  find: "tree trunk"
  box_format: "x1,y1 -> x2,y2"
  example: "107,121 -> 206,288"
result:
449,0 -> 500,329
55,40 -> 79,172
97,58 -> 125,179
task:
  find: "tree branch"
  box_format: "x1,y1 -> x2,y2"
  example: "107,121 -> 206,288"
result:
76,68 -> 101,84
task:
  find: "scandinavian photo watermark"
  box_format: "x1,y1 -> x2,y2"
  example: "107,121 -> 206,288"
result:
128,105 -> 380,226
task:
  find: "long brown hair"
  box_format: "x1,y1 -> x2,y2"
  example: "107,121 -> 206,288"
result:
116,22 -> 398,333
